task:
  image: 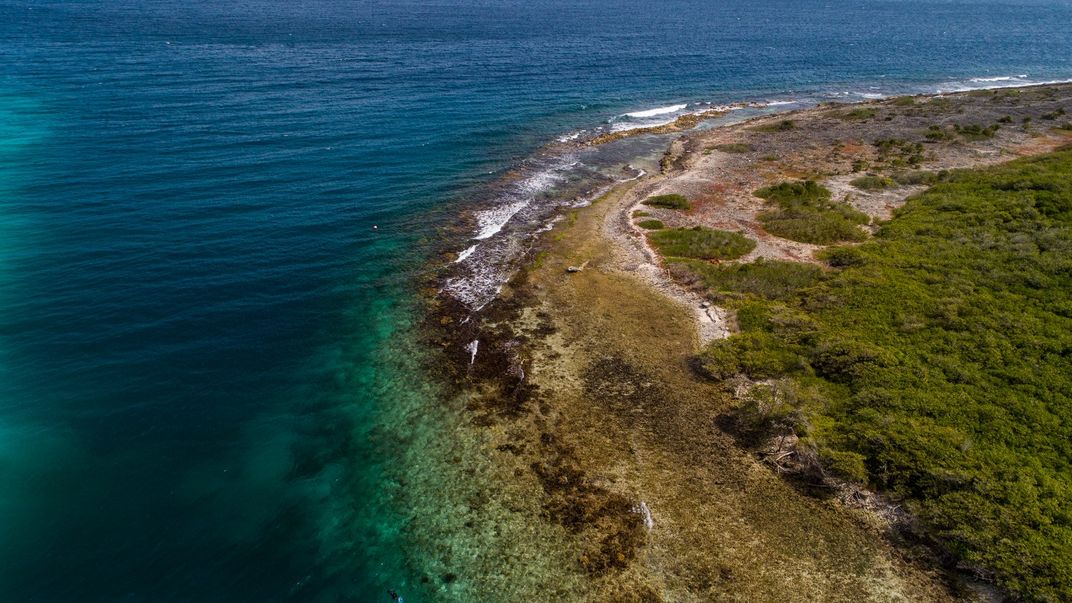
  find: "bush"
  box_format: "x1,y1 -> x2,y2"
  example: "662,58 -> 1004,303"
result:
671,257 -> 822,300
647,226 -> 755,260
636,219 -> 665,230
954,123 -> 1000,140
632,210 -> 650,218
837,107 -> 878,120
819,246 -> 866,268
925,125 -> 955,141
755,180 -> 831,204
643,194 -> 691,210
850,175 -> 896,190
749,119 -> 796,133
698,332 -> 806,380
755,181 -> 870,244
891,169 -> 951,186
892,96 -> 917,107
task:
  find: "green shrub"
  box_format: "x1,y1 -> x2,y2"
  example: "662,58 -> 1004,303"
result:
850,175 -> 896,190
954,123 -> 1000,140
924,125 -> 955,141
819,246 -> 866,268
755,181 -> 870,244
755,180 -> 831,204
891,169 -> 951,186
636,219 -> 665,230
892,96 -> 917,107
875,138 -> 925,167
647,226 -> 755,260
643,194 -> 691,210
713,142 -> 753,153
671,258 -> 822,300
632,210 -> 650,218
698,332 -> 806,380
1042,108 -> 1067,120
837,107 -> 878,120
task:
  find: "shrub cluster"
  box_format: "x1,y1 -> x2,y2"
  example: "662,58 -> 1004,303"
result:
849,175 -> 895,190
643,194 -> 690,210
754,180 -> 870,244
647,226 -> 755,260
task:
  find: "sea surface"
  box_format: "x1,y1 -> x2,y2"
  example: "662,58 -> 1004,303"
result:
2,0 -> 1072,600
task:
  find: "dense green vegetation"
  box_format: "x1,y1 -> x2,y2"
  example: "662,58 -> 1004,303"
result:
669,257 -> 822,301
647,226 -> 755,260
636,219 -> 665,230
702,150 -> 1072,602
755,180 -> 870,244
643,194 -> 691,210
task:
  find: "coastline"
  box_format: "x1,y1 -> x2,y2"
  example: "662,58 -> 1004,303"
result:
419,83 -> 1072,600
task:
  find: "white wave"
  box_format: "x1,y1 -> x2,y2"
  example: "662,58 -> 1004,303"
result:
764,100 -> 797,106
472,200 -> 528,240
622,103 -> 688,118
970,74 -> 1027,83
557,131 -> 583,143
465,340 -> 479,365
455,244 -> 478,263
609,117 -> 678,133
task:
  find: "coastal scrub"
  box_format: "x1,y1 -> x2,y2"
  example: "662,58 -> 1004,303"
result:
648,226 -> 755,260
705,150 -> 1072,602
643,194 -> 691,210
755,180 -> 870,244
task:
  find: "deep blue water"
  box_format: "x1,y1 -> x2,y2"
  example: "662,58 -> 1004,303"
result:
2,0 -> 1072,600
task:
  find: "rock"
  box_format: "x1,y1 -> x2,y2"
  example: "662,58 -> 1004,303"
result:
566,260 -> 590,273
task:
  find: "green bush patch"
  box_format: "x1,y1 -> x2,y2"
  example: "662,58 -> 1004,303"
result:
643,194 -> 691,210
850,175 -> 896,190
636,219 -> 665,230
755,180 -> 870,244
670,257 -> 823,301
647,226 -> 755,260
836,107 -> 878,120
702,149 -> 1072,602
713,142 -> 754,154
749,119 -> 796,133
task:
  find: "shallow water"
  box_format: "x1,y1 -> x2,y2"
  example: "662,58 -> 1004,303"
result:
2,0 -> 1072,600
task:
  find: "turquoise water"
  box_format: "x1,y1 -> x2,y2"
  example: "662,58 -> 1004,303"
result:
2,0 -> 1072,600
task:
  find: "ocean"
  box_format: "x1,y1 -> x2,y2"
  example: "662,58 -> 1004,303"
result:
2,0 -> 1071,600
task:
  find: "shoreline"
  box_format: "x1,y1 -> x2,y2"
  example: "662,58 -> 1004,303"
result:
420,82 -> 1072,600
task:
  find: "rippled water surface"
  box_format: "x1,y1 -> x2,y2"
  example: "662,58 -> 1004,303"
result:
2,0 -> 1071,600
